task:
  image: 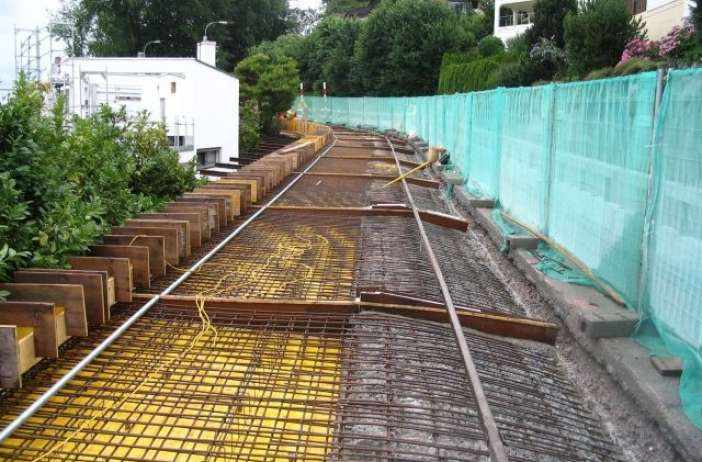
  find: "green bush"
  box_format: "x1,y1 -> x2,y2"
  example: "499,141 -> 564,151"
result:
478,36 -> 505,57
235,53 -> 300,133
352,0 -> 473,95
584,66 -> 615,80
0,75 -> 198,277
612,58 -> 660,76
239,100 -> 261,152
524,0 -> 577,47
438,56 -> 507,93
564,0 -> 643,77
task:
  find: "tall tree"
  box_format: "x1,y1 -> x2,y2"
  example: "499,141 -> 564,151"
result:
352,0 -> 472,96
524,0 -> 578,48
52,0 -> 292,70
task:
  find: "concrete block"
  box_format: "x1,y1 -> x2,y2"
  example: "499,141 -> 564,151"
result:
441,171 -> 464,185
508,235 -> 540,250
511,249 -> 638,339
454,186 -> 496,209
651,356 -> 683,377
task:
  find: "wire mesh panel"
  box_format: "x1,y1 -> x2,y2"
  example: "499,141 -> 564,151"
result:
0,305 -> 344,462
310,158 -> 400,176
173,211 -> 361,301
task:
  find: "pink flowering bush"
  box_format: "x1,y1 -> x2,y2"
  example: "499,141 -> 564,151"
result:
618,38 -> 658,65
658,22 -> 696,59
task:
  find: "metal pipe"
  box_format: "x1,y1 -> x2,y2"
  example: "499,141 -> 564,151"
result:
0,131 -> 337,444
384,135 -> 509,462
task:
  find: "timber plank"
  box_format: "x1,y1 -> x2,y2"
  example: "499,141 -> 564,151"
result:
102,235 -> 166,277
0,302 -> 60,358
89,245 -> 151,289
192,189 -> 242,217
125,219 -> 190,258
162,204 -> 214,237
69,257 -> 133,303
175,198 -> 227,228
217,179 -> 260,202
182,193 -> 233,223
111,226 -> 180,266
13,269 -> 107,326
136,213 -> 203,249
0,326 -> 21,388
198,183 -> 251,212
0,283 -> 88,337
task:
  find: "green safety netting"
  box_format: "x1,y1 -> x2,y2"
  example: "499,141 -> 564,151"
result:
642,68 -> 702,428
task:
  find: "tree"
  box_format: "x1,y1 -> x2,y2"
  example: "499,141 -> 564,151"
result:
564,0 -> 643,77
525,0 -> 578,48
52,0 -> 292,70
235,53 -> 300,133
303,17 -> 361,95
322,0 -> 379,15
352,0 -> 473,96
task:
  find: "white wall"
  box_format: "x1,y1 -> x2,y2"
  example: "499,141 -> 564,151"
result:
638,0 -> 693,40
62,58 -> 238,164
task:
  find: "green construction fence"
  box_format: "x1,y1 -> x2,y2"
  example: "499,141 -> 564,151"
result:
294,69 -> 702,429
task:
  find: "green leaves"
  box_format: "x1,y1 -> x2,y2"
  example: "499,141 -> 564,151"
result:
0,78 -> 198,276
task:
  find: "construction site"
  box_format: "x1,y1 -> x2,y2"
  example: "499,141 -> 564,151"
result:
0,104 -> 699,461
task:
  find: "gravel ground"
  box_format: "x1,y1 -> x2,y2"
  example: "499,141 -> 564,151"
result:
444,195 -> 684,462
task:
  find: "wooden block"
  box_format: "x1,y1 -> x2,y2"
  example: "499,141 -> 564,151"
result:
111,226 -> 180,266
197,184 -> 251,212
183,193 -> 234,221
55,307 -> 68,345
0,302 -> 60,358
217,179 -> 259,202
69,257 -> 133,303
13,269 -> 107,326
17,327 -> 39,376
125,219 -> 190,259
163,203 -> 215,236
0,283 -> 88,337
103,235 -> 166,277
239,168 -> 275,191
247,164 -> 281,185
0,326 -> 21,388
137,213 -> 204,249
176,197 -> 227,228
90,245 -> 151,289
651,356 -> 683,377
192,189 -> 241,218
226,173 -> 268,196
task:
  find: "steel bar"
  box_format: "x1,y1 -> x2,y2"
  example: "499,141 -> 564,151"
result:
383,135 -> 509,462
0,134 -> 338,444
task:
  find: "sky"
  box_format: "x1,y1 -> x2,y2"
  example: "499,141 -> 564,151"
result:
0,0 -> 322,95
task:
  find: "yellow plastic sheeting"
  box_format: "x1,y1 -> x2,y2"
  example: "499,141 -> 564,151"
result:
0,315 -> 341,461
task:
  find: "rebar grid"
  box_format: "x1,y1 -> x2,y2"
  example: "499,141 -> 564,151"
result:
0,305 -> 343,462
357,215 -> 524,316
276,176 -> 396,208
310,158 -> 400,176
173,211 -> 361,301
0,306 -> 622,462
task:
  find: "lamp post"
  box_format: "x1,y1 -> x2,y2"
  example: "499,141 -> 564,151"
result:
141,39 -> 161,57
203,20 -> 229,41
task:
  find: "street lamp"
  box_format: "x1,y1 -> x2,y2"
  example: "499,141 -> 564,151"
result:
141,39 -> 161,57
203,21 -> 229,41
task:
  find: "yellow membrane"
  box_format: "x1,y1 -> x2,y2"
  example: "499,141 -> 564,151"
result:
0,314 -> 341,462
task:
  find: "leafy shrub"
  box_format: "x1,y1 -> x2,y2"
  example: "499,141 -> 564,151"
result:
612,58 -> 660,76
478,36 -> 505,57
505,34 -> 530,55
564,0 -> 643,77
584,67 -> 614,80
352,0 -> 473,95
0,75 -> 198,274
439,56 -> 508,93
239,100 -> 261,152
235,53 -> 300,133
524,0 -> 577,48
619,37 -> 659,65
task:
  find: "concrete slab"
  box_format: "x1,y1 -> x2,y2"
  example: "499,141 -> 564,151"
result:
454,186 -> 496,209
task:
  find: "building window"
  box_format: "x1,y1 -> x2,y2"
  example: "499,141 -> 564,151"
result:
171,82 -> 176,94
627,0 -> 646,15
197,148 -> 220,168
499,7 -> 514,26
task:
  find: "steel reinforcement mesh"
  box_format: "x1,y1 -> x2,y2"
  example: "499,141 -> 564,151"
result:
357,215 -> 524,316
0,306 -> 622,461
173,211 -> 361,301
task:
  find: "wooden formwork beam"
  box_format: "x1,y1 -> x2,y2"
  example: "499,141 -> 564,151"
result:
197,184 -> 251,213
125,219 -> 190,258
0,283 -> 89,337
69,257 -> 133,303
89,245 -> 151,289
0,302 -> 61,358
102,235 -> 167,277
13,269 -> 109,326
110,226 -> 180,266
182,193 -> 233,222
137,213 -> 204,249
162,204 -> 215,237
296,172 -> 440,189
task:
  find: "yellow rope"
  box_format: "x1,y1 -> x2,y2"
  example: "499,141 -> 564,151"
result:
29,232 -> 327,461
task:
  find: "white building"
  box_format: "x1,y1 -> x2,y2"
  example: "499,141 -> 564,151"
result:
493,0 -> 693,43
494,0 -> 535,43
59,43 -> 238,167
